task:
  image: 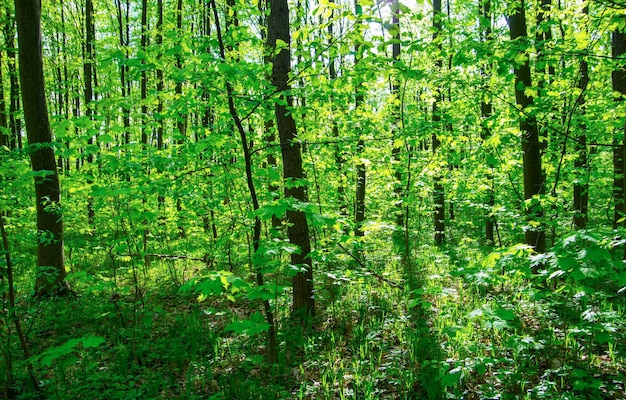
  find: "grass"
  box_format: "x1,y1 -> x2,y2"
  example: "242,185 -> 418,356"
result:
1,230 -> 625,399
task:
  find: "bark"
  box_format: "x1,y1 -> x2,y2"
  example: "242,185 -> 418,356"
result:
15,0 -> 70,296
433,0 -> 445,246
573,4 -> 589,230
115,0 -> 131,145
268,0 -> 315,317
5,17 -> 22,149
509,0 -> 546,254
354,1 -> 366,238
141,0 -> 149,147
328,0 -> 348,222
210,0 -> 277,362
84,0 -> 96,225
175,0 -> 187,144
613,19 -> 626,229
480,0 -> 495,243
259,0 -> 281,230
390,0 -> 407,257
0,49 -> 7,148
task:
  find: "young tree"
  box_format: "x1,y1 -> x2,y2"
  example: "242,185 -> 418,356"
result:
390,0 -> 408,260
354,0 -> 366,238
612,15 -> 626,229
4,13 -> 21,149
479,0 -> 496,243
15,0 -> 70,296
0,49 -> 7,149
573,3 -> 589,230
84,0 -> 96,224
508,0 -> 545,254
432,0 -> 445,246
268,0 -> 314,316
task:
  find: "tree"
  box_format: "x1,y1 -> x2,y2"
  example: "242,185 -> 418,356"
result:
479,0 -> 496,243
508,0 -> 545,254
15,0 -> 70,296
573,3 -> 589,230
4,12 -> 21,150
432,0 -> 445,246
390,0 -> 408,260
268,0 -> 314,317
613,14 -> 626,230
354,0 -> 366,238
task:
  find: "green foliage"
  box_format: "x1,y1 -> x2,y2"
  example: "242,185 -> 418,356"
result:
3,0 -> 626,398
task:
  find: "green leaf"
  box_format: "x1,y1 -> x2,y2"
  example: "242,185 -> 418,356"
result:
225,311 -> 270,336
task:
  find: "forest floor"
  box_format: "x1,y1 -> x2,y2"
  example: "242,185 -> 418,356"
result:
2,238 -> 626,399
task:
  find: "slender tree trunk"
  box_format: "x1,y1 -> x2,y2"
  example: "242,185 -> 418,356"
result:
15,0 -> 70,296
268,0 -> 315,317
328,1 -> 348,223
175,0 -> 187,144
573,3 -> 589,230
613,18 -> 626,230
210,0 -> 277,362
115,0 -> 131,146
509,0 -> 546,254
390,0 -> 408,259
258,0 -> 281,231
480,0 -> 495,243
0,50 -> 8,148
5,17 -> 21,150
354,1 -> 366,237
433,0 -> 445,246
156,0 -> 166,213
84,0 -> 96,225
141,0 -> 149,147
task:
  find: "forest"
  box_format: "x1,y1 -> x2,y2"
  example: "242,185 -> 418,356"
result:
1,0 -> 625,398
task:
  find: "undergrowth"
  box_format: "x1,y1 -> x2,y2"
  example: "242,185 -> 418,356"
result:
1,230 -> 625,399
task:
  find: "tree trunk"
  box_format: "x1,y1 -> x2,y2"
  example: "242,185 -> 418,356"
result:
4,17 -> 22,150
268,0 -> 314,317
390,0 -> 408,258
613,18 -> 626,230
509,0 -> 545,254
480,0 -> 495,243
84,0 -> 96,225
15,0 -> 70,296
210,0 -> 277,363
115,0 -> 131,146
433,0 -> 445,246
0,49 -> 8,149
354,0 -> 366,237
573,3 -> 589,230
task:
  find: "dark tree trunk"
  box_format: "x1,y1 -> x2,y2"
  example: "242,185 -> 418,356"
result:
84,0 -> 96,225
210,0 -> 277,363
433,0 -> 445,246
354,0 -> 366,237
573,4 -> 589,230
613,19 -> 626,230
390,0 -> 407,258
328,0 -> 348,223
480,0 -> 495,243
175,0 -> 187,144
509,0 -> 545,254
258,0 -> 281,231
268,0 -> 314,317
5,17 -> 22,150
115,0 -> 131,146
141,0 -> 149,147
354,139 -> 366,237
15,0 -> 70,296
0,49 -> 8,148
